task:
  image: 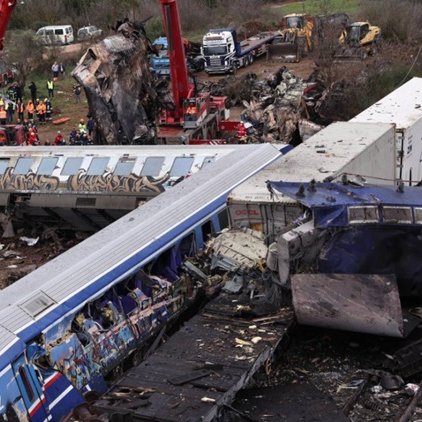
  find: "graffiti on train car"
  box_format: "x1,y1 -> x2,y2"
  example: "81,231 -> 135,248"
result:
0,167 -> 60,190
0,168 -> 176,193
67,170 -> 171,193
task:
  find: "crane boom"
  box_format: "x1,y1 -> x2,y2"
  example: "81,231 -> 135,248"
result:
0,0 -> 17,50
160,0 -> 193,122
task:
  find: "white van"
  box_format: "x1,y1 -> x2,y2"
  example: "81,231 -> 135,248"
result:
35,25 -> 74,45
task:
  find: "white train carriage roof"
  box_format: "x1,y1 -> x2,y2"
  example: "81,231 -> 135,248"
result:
0,144 -> 281,369
0,145 -> 251,187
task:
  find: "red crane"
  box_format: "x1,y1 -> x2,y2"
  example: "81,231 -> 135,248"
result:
160,0 -> 194,124
0,0 -> 17,50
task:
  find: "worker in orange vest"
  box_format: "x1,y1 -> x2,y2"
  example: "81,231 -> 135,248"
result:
36,100 -> 46,124
27,100 -> 35,121
0,106 -> 6,125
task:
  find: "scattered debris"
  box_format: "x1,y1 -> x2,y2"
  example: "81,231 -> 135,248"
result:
19,236 -> 39,246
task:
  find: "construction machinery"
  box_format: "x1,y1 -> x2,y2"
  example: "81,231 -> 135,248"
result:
335,21 -> 381,59
157,0 -> 232,143
267,13 -> 315,62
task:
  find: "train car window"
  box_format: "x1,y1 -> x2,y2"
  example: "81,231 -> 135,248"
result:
87,157 -> 110,176
170,157 -> 194,177
61,157 -> 83,175
140,157 -> 165,177
201,156 -> 216,168
18,367 -> 35,401
37,157 -> 58,175
114,159 -> 135,176
14,157 -> 32,175
201,220 -> 213,242
0,158 -> 9,174
218,209 -> 229,229
180,233 -> 196,258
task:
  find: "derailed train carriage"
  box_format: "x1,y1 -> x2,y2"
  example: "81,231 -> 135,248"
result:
0,144 -> 281,421
0,145 -> 250,231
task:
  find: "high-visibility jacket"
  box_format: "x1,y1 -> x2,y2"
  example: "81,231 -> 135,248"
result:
0,98 -> 5,108
47,80 -> 54,90
27,102 -> 34,113
36,103 -> 46,115
0,108 -> 6,120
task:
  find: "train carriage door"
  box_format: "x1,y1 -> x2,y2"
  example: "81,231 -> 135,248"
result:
12,355 -> 49,422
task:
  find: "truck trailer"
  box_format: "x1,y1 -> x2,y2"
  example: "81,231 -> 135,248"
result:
202,28 -> 276,74
228,121 -> 396,241
351,77 -> 422,185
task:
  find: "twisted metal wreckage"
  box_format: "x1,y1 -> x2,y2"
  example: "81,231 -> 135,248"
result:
73,19 -> 330,146
73,21 -> 160,145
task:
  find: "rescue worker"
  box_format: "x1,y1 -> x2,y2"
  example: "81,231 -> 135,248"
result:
69,128 -> 78,144
45,98 -> 52,120
54,131 -> 65,145
0,106 -> 6,125
27,100 -> 35,121
73,84 -> 81,103
0,96 -> 5,109
28,81 -> 37,103
47,79 -> 54,97
78,118 -> 87,134
87,116 -> 95,137
27,128 -> 39,145
16,99 -> 25,121
36,100 -> 46,124
6,101 -> 14,124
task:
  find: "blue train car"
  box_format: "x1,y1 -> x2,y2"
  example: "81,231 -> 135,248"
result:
0,144 -> 281,420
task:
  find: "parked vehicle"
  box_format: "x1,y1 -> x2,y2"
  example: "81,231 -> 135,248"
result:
202,28 -> 277,74
150,36 -> 204,78
35,25 -> 74,45
77,25 -> 103,41
267,13 -> 315,62
335,21 -> 381,59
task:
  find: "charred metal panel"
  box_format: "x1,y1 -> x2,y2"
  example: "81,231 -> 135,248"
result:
73,26 -> 158,144
291,273 -> 403,337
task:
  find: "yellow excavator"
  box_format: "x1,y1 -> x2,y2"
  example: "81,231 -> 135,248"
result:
267,13 -> 315,62
335,21 -> 381,59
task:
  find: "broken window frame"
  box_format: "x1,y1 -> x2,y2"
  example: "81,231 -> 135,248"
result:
347,205 -> 379,224
382,206 -> 413,224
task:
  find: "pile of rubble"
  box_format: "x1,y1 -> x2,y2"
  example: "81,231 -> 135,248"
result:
202,67 -> 324,144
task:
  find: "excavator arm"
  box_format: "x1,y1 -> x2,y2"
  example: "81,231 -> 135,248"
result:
0,0 -> 17,50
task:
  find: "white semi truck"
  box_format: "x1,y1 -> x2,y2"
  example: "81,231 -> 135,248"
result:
202,27 -> 276,74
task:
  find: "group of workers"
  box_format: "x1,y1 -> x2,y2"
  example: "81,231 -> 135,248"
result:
53,118 -> 95,146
